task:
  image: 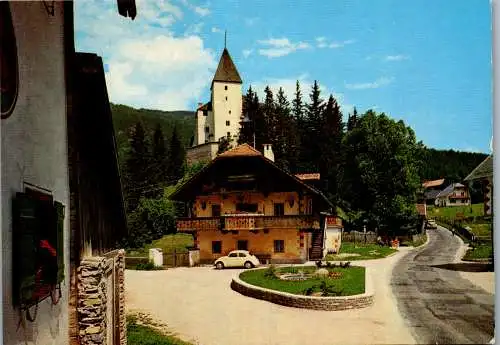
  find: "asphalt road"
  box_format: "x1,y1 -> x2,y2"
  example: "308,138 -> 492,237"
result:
391,226 -> 494,344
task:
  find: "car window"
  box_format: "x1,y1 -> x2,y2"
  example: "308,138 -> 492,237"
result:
229,253 -> 238,257
238,253 -> 246,257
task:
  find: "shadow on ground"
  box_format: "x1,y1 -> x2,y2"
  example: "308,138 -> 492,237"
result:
432,262 -> 494,272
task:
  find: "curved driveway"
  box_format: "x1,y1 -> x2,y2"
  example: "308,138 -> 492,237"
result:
391,226 -> 494,344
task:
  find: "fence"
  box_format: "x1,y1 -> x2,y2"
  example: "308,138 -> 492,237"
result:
342,231 -> 378,244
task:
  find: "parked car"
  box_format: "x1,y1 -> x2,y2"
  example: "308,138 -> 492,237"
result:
214,250 -> 260,269
426,219 -> 437,229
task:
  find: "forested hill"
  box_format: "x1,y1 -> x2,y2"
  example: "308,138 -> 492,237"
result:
110,103 -> 488,184
110,103 -> 195,164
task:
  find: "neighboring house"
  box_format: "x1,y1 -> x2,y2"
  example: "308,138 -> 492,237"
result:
1,2 -> 136,345
422,178 -> 446,205
170,144 -> 342,264
464,154 -> 493,216
186,45 -> 244,165
435,183 -> 471,207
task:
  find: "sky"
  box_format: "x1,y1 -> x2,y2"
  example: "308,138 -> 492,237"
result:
75,0 -> 492,153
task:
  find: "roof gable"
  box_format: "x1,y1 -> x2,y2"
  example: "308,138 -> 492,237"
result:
212,48 -> 242,84
422,179 -> 445,188
217,143 -> 261,158
464,155 -> 493,181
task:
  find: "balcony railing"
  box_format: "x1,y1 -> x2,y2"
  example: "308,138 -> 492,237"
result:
176,215 -> 328,232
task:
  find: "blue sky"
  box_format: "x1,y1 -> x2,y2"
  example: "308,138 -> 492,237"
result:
75,0 -> 492,153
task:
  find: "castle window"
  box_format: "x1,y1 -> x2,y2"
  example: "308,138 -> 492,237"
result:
205,126 -> 209,133
229,110 -> 231,114
227,132 -> 231,137
225,96 -> 228,101
226,121 -> 230,126
203,110 -> 208,116
225,85 -> 228,90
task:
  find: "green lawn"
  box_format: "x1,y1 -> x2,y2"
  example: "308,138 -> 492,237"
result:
463,243 -> 493,261
467,223 -> 492,238
325,242 -> 397,261
127,314 -> 194,345
427,203 -> 484,221
126,233 -> 194,256
239,266 -> 365,296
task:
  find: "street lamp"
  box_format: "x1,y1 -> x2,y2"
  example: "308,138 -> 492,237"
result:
241,114 -> 256,149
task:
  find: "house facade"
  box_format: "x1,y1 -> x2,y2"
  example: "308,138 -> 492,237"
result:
435,183 -> 471,207
170,144 -> 342,264
187,46 -> 243,165
422,178 -> 445,205
1,2 -> 135,344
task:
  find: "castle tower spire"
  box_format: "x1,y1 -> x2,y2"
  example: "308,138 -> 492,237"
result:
224,30 -> 227,49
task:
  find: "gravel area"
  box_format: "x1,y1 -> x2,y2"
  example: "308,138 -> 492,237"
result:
125,249 -> 416,345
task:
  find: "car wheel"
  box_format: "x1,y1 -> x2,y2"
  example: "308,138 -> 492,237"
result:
244,261 -> 253,269
216,262 -> 224,270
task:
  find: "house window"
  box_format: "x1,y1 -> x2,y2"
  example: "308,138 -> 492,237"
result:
305,199 -> 313,214
225,85 -> 228,90
274,203 -> 285,216
227,131 -> 231,137
461,192 -> 465,196
226,120 -> 230,126
212,241 -> 222,254
237,240 -> 248,251
274,240 -> 285,253
1,2 -> 19,119
212,204 -> 221,217
205,126 -> 209,133
236,203 -> 258,213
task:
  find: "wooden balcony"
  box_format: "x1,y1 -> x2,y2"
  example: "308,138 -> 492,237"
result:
176,215 -> 324,232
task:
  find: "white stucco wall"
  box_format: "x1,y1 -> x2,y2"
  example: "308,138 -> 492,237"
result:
212,81 -> 242,143
195,109 -> 208,145
1,2 -> 70,344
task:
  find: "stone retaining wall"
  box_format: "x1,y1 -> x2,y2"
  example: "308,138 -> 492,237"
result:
78,250 -> 126,345
231,266 -> 374,311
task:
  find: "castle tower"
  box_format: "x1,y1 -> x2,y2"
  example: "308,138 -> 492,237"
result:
194,45 -> 242,146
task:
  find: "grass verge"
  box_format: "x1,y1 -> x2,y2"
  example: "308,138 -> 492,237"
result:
239,265 -> 365,296
325,242 -> 397,261
463,243 -> 493,261
427,203 -> 484,220
127,313 -> 194,345
127,233 -> 194,257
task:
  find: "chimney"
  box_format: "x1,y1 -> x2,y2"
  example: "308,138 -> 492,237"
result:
263,144 -> 274,162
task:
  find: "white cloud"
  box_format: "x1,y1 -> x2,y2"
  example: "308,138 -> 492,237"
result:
249,74 -> 354,116
257,38 -> 311,58
315,37 -> 355,49
345,77 -> 394,90
75,1 -> 217,111
385,55 -> 409,61
212,27 -> 222,33
180,0 -> 210,16
242,49 -> 253,58
185,22 -> 204,35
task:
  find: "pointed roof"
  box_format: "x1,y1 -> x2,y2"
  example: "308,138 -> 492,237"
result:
217,143 -> 261,158
464,155 -> 493,181
212,48 -> 242,84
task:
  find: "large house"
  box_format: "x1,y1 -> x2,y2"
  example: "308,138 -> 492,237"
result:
1,2 -> 136,344
435,183 -> 471,207
422,178 -> 446,205
186,45 -> 244,165
464,154 -> 493,216
170,144 -> 343,264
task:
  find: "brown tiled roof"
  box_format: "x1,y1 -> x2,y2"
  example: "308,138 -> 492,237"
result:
295,173 -> 321,181
416,204 -> 427,216
213,48 -> 242,84
217,143 -> 261,158
422,178 -> 445,188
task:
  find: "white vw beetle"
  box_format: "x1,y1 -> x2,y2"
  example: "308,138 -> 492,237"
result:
214,250 -> 260,269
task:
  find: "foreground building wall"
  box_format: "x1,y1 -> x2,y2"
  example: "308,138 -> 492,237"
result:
1,2 -> 70,344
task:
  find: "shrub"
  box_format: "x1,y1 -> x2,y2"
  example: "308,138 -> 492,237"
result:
315,260 -> 323,268
303,287 -> 314,296
264,265 -> 278,279
135,262 -> 162,270
326,262 -> 332,268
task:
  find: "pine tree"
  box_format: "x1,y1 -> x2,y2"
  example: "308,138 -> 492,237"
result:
292,81 -> 306,172
239,86 -> 256,146
273,87 -> 290,170
151,123 -> 169,197
303,80 -> 325,172
125,122 -> 151,211
168,126 -> 185,183
347,107 -> 358,131
217,133 -> 234,154
262,86 -> 276,151
320,94 -> 344,204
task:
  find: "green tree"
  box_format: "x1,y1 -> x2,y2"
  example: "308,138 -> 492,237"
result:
239,86 -> 257,146
217,133 -> 234,154
303,80 -> 325,172
319,94 -> 344,204
347,107 -> 358,131
151,123 -> 169,197
274,87 -> 296,171
168,126 -> 185,183
341,111 -> 421,234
